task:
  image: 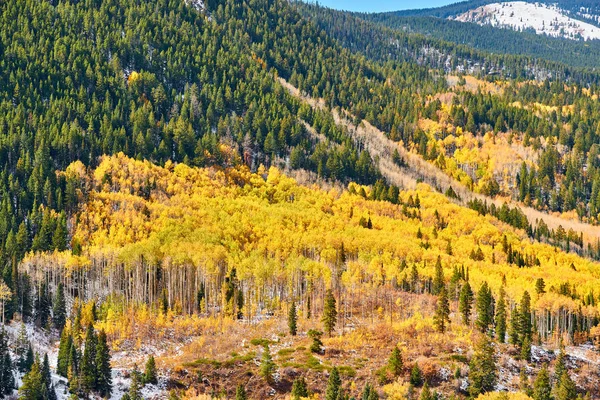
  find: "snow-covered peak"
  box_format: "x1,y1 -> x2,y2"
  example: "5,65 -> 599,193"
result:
452,1 -> 600,41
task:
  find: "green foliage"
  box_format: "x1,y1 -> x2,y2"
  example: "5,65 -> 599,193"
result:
475,282 -> 494,333
52,283 -> 67,331
291,377 -> 309,400
143,355 -> 157,385
410,363 -> 423,387
459,281 -> 474,325
495,286 -> 507,343
533,365 -> 552,400
468,335 -> 497,398
388,346 -> 403,377
235,384 -> 247,400
433,285 -> 450,333
322,289 -> 337,337
308,330 -> 324,354
95,330 -> 112,398
325,366 -> 342,400
259,346 -> 276,385
288,301 -> 298,336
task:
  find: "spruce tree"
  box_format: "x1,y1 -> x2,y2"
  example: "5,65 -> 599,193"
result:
362,383 -> 378,400
95,329 -> 112,398
35,281 -> 51,329
533,365 -> 552,400
509,306 -> 521,345
322,289 -> 337,336
521,336 -> 532,362
325,366 -> 341,400
475,282 -> 493,333
388,346 -> 403,376
554,342 -> 566,382
519,291 -> 532,343
128,365 -> 143,400
495,286 -> 507,343
143,355 -> 157,385
458,281 -> 474,325
432,256 -> 444,295
19,359 -> 44,400
433,285 -> 450,333
291,377 -> 309,400
288,301 -> 297,336
57,328 -> 72,377
235,384 -> 247,400
419,382 -> 433,400
410,363 -> 423,386
555,371 -> 577,400
80,324 -> 97,395
308,329 -> 323,354
52,283 -> 67,331
1,352 -> 13,396
260,345 -> 275,384
468,335 -> 497,397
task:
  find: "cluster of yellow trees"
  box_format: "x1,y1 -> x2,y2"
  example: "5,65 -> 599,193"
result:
21,154 -> 600,333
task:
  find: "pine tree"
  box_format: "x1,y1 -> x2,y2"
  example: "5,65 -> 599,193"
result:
161,288 -> 169,315
260,345 -> 275,384
458,281 -> 474,325
419,382 -> 433,400
143,355 -> 157,385
509,306 -> 521,345
475,282 -> 493,333
533,365 -> 552,400
19,359 -> 44,400
308,329 -> 323,354
468,335 -> 497,397
433,285 -> 450,333
95,329 -> 112,398
288,301 -> 297,336
325,366 -> 341,400
52,283 -> 67,331
235,384 -> 247,400
322,289 -> 337,336
67,342 -> 79,394
23,345 -> 34,373
35,281 -> 51,329
388,346 -> 403,376
410,364 -> 423,387
1,352 -> 14,396
555,371 -> 577,400
41,354 -> 51,390
361,383 -> 378,400
495,286 -> 507,343
57,328 -> 72,377
432,256 -> 444,295
16,323 -> 29,372
80,324 -> 97,395
519,291 -> 532,343
291,377 -> 309,400
554,342 -> 566,382
521,336 -> 532,362
128,365 -> 143,400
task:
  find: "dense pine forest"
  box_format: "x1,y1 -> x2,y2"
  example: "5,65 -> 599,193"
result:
2,0 -> 600,398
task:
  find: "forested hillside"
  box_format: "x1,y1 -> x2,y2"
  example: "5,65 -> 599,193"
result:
2,0 -> 600,398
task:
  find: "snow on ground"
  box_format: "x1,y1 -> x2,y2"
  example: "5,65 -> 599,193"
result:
2,321 -> 170,399
453,1 -> 600,41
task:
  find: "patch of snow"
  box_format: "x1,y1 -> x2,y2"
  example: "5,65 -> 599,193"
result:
452,1 -> 600,41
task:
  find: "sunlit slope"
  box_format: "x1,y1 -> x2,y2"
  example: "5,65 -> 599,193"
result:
23,154 -> 600,320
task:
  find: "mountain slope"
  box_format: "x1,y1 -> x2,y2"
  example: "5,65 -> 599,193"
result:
453,1 -> 600,40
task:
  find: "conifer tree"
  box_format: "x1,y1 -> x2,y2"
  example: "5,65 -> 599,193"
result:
95,329 -> 112,398
0,330 -> 13,396
433,285 -> 450,333
260,345 -> 275,385
509,306 -> 521,345
432,256 -> 444,295
362,383 -> 378,400
57,328 -> 72,377
554,342 -> 566,382
143,355 -> 157,385
235,384 -> 247,400
555,371 -> 577,400
325,366 -> 341,400
19,359 -> 44,400
521,336 -> 532,362
419,382 -> 433,400
410,364 -> 423,387
288,301 -> 297,336
388,346 -> 403,376
308,329 -> 323,354
128,365 -> 143,400
495,286 -> 507,343
291,377 -> 309,400
519,291 -> 532,343
35,281 -> 51,329
23,345 -> 34,373
475,282 -> 493,333
468,335 -> 497,397
322,289 -> 337,336
533,365 -> 552,400
80,324 -> 97,395
67,343 -> 79,393
458,281 -> 474,325
52,283 -> 67,332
